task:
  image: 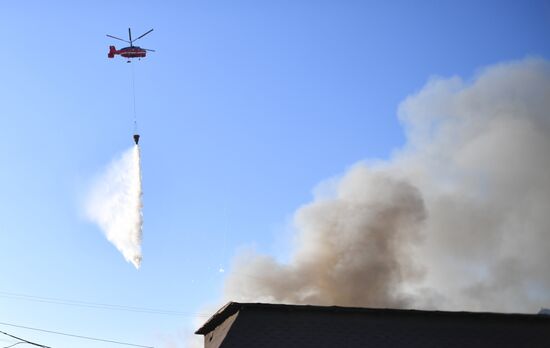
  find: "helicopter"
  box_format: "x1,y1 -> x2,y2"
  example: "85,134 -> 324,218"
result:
107,28 -> 155,62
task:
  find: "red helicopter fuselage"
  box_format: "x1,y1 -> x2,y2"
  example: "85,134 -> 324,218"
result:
108,46 -> 146,59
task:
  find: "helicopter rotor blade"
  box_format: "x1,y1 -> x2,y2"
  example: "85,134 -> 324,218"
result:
143,48 -> 156,52
134,29 -> 154,42
106,34 -> 130,43
128,28 -> 132,45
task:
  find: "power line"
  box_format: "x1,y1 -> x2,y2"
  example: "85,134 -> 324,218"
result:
0,291 -> 209,317
0,329 -> 51,348
0,322 -> 152,348
3,342 -> 24,348
3,343 -> 24,348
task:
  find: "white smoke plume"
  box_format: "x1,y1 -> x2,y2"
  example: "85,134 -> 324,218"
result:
223,58 -> 550,313
86,145 -> 143,269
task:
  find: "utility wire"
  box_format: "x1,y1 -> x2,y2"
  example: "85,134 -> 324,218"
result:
0,329 -> 51,348
3,342 -> 24,348
0,291 -> 209,317
0,322 -> 151,348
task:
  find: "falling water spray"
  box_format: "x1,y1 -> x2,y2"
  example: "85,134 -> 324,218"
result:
86,145 -> 143,269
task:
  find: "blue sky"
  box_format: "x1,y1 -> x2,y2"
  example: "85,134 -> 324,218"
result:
0,1 -> 548,347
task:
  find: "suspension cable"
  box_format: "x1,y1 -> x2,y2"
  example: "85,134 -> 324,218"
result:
131,62 -> 138,133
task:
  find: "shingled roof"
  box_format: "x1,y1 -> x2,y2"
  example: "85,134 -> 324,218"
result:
196,302 -> 550,348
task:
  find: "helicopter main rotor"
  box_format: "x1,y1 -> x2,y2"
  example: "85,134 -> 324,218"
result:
106,28 -> 154,48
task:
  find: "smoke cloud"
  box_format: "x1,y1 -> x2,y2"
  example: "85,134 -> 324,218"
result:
223,58 -> 550,313
86,145 -> 143,269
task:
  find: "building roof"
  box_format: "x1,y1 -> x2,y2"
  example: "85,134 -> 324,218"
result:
196,301 -> 549,334
196,302 -> 550,348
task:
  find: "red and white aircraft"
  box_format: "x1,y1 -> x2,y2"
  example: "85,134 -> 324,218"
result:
107,28 -> 155,62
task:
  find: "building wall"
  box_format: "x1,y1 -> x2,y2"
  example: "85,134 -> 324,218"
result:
200,305 -> 550,348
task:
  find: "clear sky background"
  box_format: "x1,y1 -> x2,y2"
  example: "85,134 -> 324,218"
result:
0,1 -> 548,347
